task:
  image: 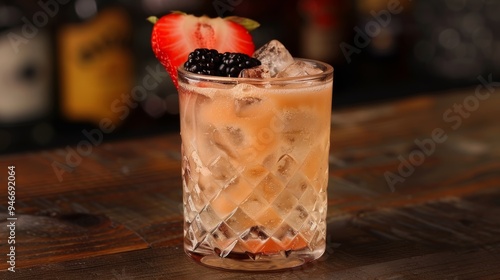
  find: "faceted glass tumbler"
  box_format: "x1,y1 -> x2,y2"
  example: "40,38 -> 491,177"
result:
177,59 -> 333,271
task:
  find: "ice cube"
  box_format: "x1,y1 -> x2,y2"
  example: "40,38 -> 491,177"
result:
256,207 -> 283,233
232,83 -> 265,117
273,189 -> 298,216
254,174 -> 284,203
276,60 -> 323,78
286,205 -> 309,230
240,192 -> 268,218
274,154 -> 299,183
224,177 -> 253,205
286,174 -> 312,199
274,224 -> 298,241
253,40 -> 294,77
212,125 -> 245,158
234,96 -> 262,117
298,186 -> 317,212
199,205 -> 222,231
239,65 -> 271,79
225,126 -> 245,146
241,226 -> 269,241
208,154 -> 239,183
235,96 -> 261,109
283,109 -> 317,134
213,222 -> 236,241
226,208 -> 255,234
210,193 -> 237,218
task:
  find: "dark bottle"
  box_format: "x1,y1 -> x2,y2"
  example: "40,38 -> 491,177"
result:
299,0 -> 351,65
55,0 -> 134,130
351,0 -> 412,82
0,0 -> 55,154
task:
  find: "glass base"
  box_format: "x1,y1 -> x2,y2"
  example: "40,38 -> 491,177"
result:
185,246 -> 325,271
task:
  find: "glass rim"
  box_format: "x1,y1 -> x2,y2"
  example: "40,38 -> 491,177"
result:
177,58 -> 334,85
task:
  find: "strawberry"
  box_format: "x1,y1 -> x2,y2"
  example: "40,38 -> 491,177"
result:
149,12 -> 259,88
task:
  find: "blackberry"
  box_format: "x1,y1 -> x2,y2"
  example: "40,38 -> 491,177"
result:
183,48 -> 222,76
219,52 -> 261,77
183,49 -> 261,77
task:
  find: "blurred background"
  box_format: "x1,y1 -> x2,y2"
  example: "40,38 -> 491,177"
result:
0,0 -> 499,154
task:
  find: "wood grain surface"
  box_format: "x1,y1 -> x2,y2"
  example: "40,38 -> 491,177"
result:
0,88 -> 499,279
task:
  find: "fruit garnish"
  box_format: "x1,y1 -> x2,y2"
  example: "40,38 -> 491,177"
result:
149,12 -> 259,87
183,48 -> 261,77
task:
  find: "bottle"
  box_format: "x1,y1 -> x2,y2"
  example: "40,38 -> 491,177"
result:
299,0 -> 350,64
55,0 -> 134,129
353,0 -> 413,72
0,1 -> 55,154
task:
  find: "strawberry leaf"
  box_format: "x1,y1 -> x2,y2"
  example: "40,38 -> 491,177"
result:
224,16 -> 260,32
147,16 -> 158,24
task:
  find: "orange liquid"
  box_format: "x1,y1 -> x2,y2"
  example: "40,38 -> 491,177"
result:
179,77 -> 332,260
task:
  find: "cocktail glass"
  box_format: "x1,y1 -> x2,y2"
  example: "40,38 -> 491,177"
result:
178,58 -> 333,271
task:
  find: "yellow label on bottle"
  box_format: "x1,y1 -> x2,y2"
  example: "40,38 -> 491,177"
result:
59,8 -> 134,126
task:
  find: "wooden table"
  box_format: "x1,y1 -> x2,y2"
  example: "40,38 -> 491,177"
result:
1,88 -> 499,279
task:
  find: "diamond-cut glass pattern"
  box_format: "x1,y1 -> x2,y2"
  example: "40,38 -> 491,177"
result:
183,147 -> 328,257
254,174 -> 284,203
239,192 -> 268,219
210,193 -> 237,219
272,189 -> 299,217
178,61 -> 333,270
273,154 -> 299,184
182,105 -> 329,260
